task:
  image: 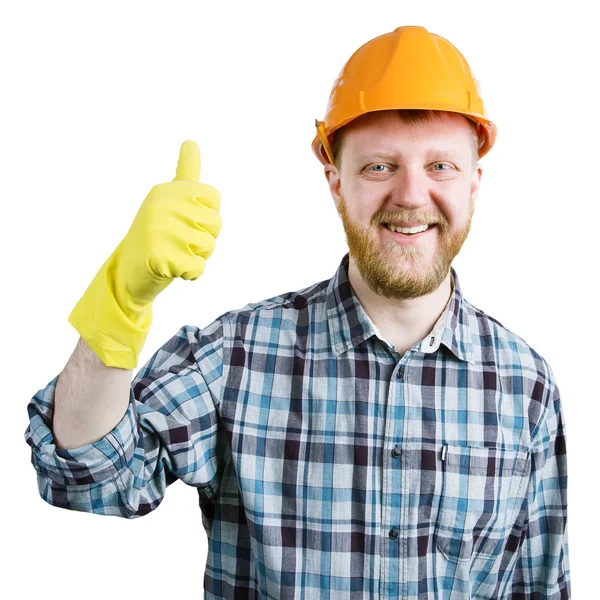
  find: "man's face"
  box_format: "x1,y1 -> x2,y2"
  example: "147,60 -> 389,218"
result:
324,111 -> 483,300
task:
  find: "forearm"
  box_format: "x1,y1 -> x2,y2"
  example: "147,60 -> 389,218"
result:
53,336 -> 133,449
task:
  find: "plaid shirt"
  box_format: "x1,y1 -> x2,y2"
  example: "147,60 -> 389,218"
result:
25,253 -> 570,599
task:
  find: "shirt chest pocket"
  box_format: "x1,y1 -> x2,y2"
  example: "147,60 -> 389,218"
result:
434,444 -> 531,563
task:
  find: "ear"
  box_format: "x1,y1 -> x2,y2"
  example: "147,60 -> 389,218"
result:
471,163 -> 483,209
324,163 -> 342,211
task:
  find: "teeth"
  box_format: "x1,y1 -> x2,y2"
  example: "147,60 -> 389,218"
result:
386,223 -> 430,234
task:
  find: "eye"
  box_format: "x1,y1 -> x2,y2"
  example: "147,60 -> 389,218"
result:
433,163 -> 453,170
368,164 -> 389,172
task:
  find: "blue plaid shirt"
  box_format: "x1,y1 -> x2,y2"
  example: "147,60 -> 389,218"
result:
25,253 -> 570,599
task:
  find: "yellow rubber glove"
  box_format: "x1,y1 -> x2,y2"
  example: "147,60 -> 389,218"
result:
67,140 -> 222,369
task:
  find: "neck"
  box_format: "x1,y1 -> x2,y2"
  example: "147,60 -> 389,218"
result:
347,257 -> 453,355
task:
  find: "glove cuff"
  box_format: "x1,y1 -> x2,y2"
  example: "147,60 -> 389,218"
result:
67,252 -> 152,369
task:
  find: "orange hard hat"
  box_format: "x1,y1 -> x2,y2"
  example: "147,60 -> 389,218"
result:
311,26 -> 497,166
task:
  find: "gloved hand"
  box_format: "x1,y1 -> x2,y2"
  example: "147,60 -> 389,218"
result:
67,140 -> 222,369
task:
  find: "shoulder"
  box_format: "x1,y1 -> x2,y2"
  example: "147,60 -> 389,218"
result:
461,297 -> 560,433
174,275 -> 331,355
217,275 -> 332,329
463,298 -> 552,379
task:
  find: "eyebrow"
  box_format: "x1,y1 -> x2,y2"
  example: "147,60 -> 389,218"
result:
355,150 -> 467,163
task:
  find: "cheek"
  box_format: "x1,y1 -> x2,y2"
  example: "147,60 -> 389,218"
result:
343,198 -> 380,228
439,188 -> 473,225
356,193 -> 388,225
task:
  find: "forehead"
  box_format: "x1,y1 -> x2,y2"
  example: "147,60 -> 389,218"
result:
342,111 -> 474,158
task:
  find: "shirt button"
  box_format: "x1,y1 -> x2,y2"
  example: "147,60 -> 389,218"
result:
391,446 -> 401,458
396,366 -> 404,379
389,528 -> 399,539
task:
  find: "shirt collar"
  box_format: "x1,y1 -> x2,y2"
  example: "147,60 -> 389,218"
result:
326,253 -> 474,364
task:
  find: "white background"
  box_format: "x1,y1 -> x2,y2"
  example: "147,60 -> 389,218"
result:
1,0 -> 596,597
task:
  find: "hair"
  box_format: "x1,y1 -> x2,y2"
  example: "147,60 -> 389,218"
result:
330,109 -> 480,172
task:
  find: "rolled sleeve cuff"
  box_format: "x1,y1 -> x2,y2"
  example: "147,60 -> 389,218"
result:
27,384 -> 139,487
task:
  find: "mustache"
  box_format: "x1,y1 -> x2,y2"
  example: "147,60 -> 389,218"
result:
375,214 -> 443,226
337,194 -> 458,228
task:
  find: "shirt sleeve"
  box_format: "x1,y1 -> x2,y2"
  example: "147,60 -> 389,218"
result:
510,382 -> 571,598
23,318 -> 229,519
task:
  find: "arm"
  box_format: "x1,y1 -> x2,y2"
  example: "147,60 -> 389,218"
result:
53,336 -> 133,449
24,319 -> 228,518
510,384 -> 571,598
24,140 -> 225,516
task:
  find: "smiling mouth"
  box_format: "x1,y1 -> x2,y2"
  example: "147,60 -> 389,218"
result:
381,223 -> 437,237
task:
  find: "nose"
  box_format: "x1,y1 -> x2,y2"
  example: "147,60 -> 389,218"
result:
390,167 -> 430,210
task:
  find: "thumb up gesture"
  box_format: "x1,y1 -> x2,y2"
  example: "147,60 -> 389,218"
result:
115,140 -> 223,308
68,140 -> 222,368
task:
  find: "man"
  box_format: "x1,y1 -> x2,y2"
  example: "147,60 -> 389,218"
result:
24,26 -> 570,599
